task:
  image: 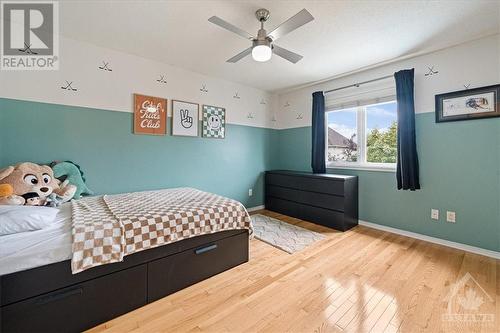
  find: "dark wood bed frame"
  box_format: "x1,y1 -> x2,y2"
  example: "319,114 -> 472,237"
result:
0,229 -> 249,333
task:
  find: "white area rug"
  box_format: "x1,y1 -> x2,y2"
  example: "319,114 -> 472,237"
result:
251,214 -> 326,254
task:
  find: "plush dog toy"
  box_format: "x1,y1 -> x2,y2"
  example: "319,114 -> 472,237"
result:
0,162 -> 77,206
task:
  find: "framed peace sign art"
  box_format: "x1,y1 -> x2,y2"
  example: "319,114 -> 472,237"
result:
172,100 -> 200,137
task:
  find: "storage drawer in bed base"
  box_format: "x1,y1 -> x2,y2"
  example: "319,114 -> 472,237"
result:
148,230 -> 249,302
1,230 -> 247,307
1,265 -> 147,333
0,230 -> 249,333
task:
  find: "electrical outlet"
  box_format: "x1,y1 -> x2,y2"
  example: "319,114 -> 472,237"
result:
446,211 -> 456,223
248,189 -> 253,197
431,209 -> 439,220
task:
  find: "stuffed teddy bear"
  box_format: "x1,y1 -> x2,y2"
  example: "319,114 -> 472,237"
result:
0,162 -> 77,206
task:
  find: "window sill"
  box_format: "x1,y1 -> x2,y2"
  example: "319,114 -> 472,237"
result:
326,165 -> 396,173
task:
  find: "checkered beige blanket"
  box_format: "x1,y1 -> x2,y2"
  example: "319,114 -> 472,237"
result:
71,188 -> 252,274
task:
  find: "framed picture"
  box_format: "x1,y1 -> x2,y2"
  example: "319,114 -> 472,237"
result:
172,100 -> 199,137
202,105 -> 226,139
133,94 -> 167,135
435,84 -> 500,123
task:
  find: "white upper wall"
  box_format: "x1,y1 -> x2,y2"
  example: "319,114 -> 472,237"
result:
0,36 -> 276,129
1,34 -> 498,131
275,34 -> 500,129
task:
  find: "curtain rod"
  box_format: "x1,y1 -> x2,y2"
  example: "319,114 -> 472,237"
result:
323,74 -> 394,94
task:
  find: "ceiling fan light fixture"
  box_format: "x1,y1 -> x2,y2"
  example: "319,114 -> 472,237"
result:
252,44 -> 272,62
209,8 -> 313,63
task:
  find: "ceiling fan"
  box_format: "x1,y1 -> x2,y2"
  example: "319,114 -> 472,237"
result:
208,8 -> 314,64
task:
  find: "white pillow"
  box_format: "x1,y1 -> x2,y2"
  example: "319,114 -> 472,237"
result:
0,206 -> 59,236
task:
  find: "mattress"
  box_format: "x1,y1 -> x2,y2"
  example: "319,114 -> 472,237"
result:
0,203 -> 72,276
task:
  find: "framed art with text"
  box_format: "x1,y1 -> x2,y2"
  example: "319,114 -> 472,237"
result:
435,84 -> 500,123
172,100 -> 199,137
133,94 -> 167,135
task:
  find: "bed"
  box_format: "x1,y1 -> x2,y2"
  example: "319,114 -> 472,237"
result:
0,188 -> 251,333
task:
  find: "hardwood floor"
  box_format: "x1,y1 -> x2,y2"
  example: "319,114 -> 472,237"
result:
88,210 -> 500,333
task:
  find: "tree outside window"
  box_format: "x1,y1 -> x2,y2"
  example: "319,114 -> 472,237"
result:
327,100 -> 397,169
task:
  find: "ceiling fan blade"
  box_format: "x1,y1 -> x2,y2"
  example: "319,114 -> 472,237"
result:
273,45 -> 303,64
208,16 -> 254,40
226,47 -> 252,63
268,9 -> 314,41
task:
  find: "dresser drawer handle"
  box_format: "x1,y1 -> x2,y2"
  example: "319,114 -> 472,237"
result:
195,244 -> 217,255
35,287 -> 83,305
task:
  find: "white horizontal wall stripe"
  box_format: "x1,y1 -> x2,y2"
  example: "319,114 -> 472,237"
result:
275,34 -> 500,130
0,36 -> 277,129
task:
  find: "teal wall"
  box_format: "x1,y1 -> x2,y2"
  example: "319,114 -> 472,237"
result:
275,113 -> 500,252
0,98 -> 279,208
0,106 -> 4,167
2,98 -> 498,252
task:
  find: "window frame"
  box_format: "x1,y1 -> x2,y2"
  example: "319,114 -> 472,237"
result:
325,100 -> 397,172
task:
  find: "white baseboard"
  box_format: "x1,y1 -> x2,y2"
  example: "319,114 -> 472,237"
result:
249,206 -> 499,258
359,220 -> 500,259
247,205 -> 265,212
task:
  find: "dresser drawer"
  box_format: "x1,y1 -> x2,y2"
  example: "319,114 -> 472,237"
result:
1,264 -> 147,333
266,185 -> 344,212
266,173 -> 345,196
265,196 -> 299,217
147,231 -> 248,302
299,204 -> 347,231
266,197 -> 346,230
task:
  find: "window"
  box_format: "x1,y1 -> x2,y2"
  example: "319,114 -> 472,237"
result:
326,100 -> 397,170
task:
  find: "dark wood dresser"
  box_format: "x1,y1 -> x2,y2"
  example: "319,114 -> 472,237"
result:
265,170 -> 358,231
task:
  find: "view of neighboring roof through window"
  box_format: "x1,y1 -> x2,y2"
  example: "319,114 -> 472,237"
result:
326,100 -> 397,170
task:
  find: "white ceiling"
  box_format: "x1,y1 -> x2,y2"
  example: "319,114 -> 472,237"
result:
59,0 -> 500,92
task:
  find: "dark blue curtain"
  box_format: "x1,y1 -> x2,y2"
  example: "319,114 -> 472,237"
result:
311,91 -> 326,173
394,69 -> 420,190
